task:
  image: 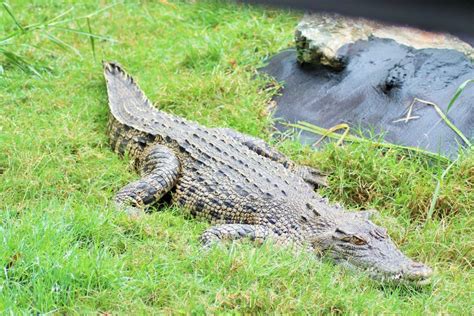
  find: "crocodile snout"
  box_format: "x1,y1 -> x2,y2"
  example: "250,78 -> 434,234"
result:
404,261 -> 433,285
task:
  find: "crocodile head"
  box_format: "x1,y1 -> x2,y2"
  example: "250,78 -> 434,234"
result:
312,211 -> 432,285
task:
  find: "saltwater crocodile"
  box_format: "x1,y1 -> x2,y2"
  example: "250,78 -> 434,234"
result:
103,61 -> 432,285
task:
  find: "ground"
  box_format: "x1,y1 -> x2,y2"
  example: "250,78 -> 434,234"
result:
0,0 -> 472,314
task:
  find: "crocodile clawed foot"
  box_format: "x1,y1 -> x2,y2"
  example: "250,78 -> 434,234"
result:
124,206 -> 145,219
114,202 -> 145,220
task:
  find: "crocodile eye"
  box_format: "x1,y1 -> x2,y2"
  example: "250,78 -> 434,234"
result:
340,236 -> 352,242
350,236 -> 368,245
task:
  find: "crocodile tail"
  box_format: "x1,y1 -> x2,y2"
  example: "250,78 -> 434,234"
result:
103,61 -> 156,157
103,61 -> 156,124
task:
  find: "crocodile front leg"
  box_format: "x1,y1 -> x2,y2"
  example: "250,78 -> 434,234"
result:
200,224 -> 278,248
114,144 -> 180,217
217,128 -> 327,188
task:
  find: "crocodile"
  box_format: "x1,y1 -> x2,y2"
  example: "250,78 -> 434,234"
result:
103,61 -> 432,285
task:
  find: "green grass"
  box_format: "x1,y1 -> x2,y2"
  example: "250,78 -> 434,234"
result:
0,0 -> 473,314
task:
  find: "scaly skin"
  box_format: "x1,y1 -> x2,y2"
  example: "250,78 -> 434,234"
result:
103,62 -> 432,285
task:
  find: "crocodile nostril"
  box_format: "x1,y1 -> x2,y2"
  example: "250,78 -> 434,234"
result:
406,262 -> 433,281
411,262 -> 425,269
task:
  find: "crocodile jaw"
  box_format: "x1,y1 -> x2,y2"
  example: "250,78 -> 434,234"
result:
330,246 -> 433,286
339,259 -> 433,286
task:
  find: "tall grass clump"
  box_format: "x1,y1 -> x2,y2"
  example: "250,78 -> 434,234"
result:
0,2 -> 114,76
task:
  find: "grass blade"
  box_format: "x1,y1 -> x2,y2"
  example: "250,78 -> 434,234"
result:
87,18 -> 96,61
411,98 -> 471,147
426,158 -> 458,222
286,121 -> 450,162
80,3 -> 119,19
51,26 -> 116,42
43,33 -> 82,57
45,3 -> 120,28
313,123 -> 350,146
42,7 -> 75,25
0,32 -> 19,44
446,79 -> 474,113
2,2 -> 24,31
0,48 -> 42,76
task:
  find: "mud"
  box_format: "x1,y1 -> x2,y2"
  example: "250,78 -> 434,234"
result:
260,38 -> 473,157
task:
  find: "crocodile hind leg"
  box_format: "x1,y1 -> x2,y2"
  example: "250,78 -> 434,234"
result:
217,128 -> 327,188
200,224 -> 277,248
114,144 -> 180,217
293,166 -> 328,188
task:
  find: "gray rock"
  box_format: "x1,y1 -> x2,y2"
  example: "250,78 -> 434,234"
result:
295,13 -> 473,68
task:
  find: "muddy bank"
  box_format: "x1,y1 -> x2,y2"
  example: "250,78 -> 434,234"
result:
260,39 -> 473,157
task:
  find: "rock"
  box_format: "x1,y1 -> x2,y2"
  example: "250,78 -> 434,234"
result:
295,13 -> 474,69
